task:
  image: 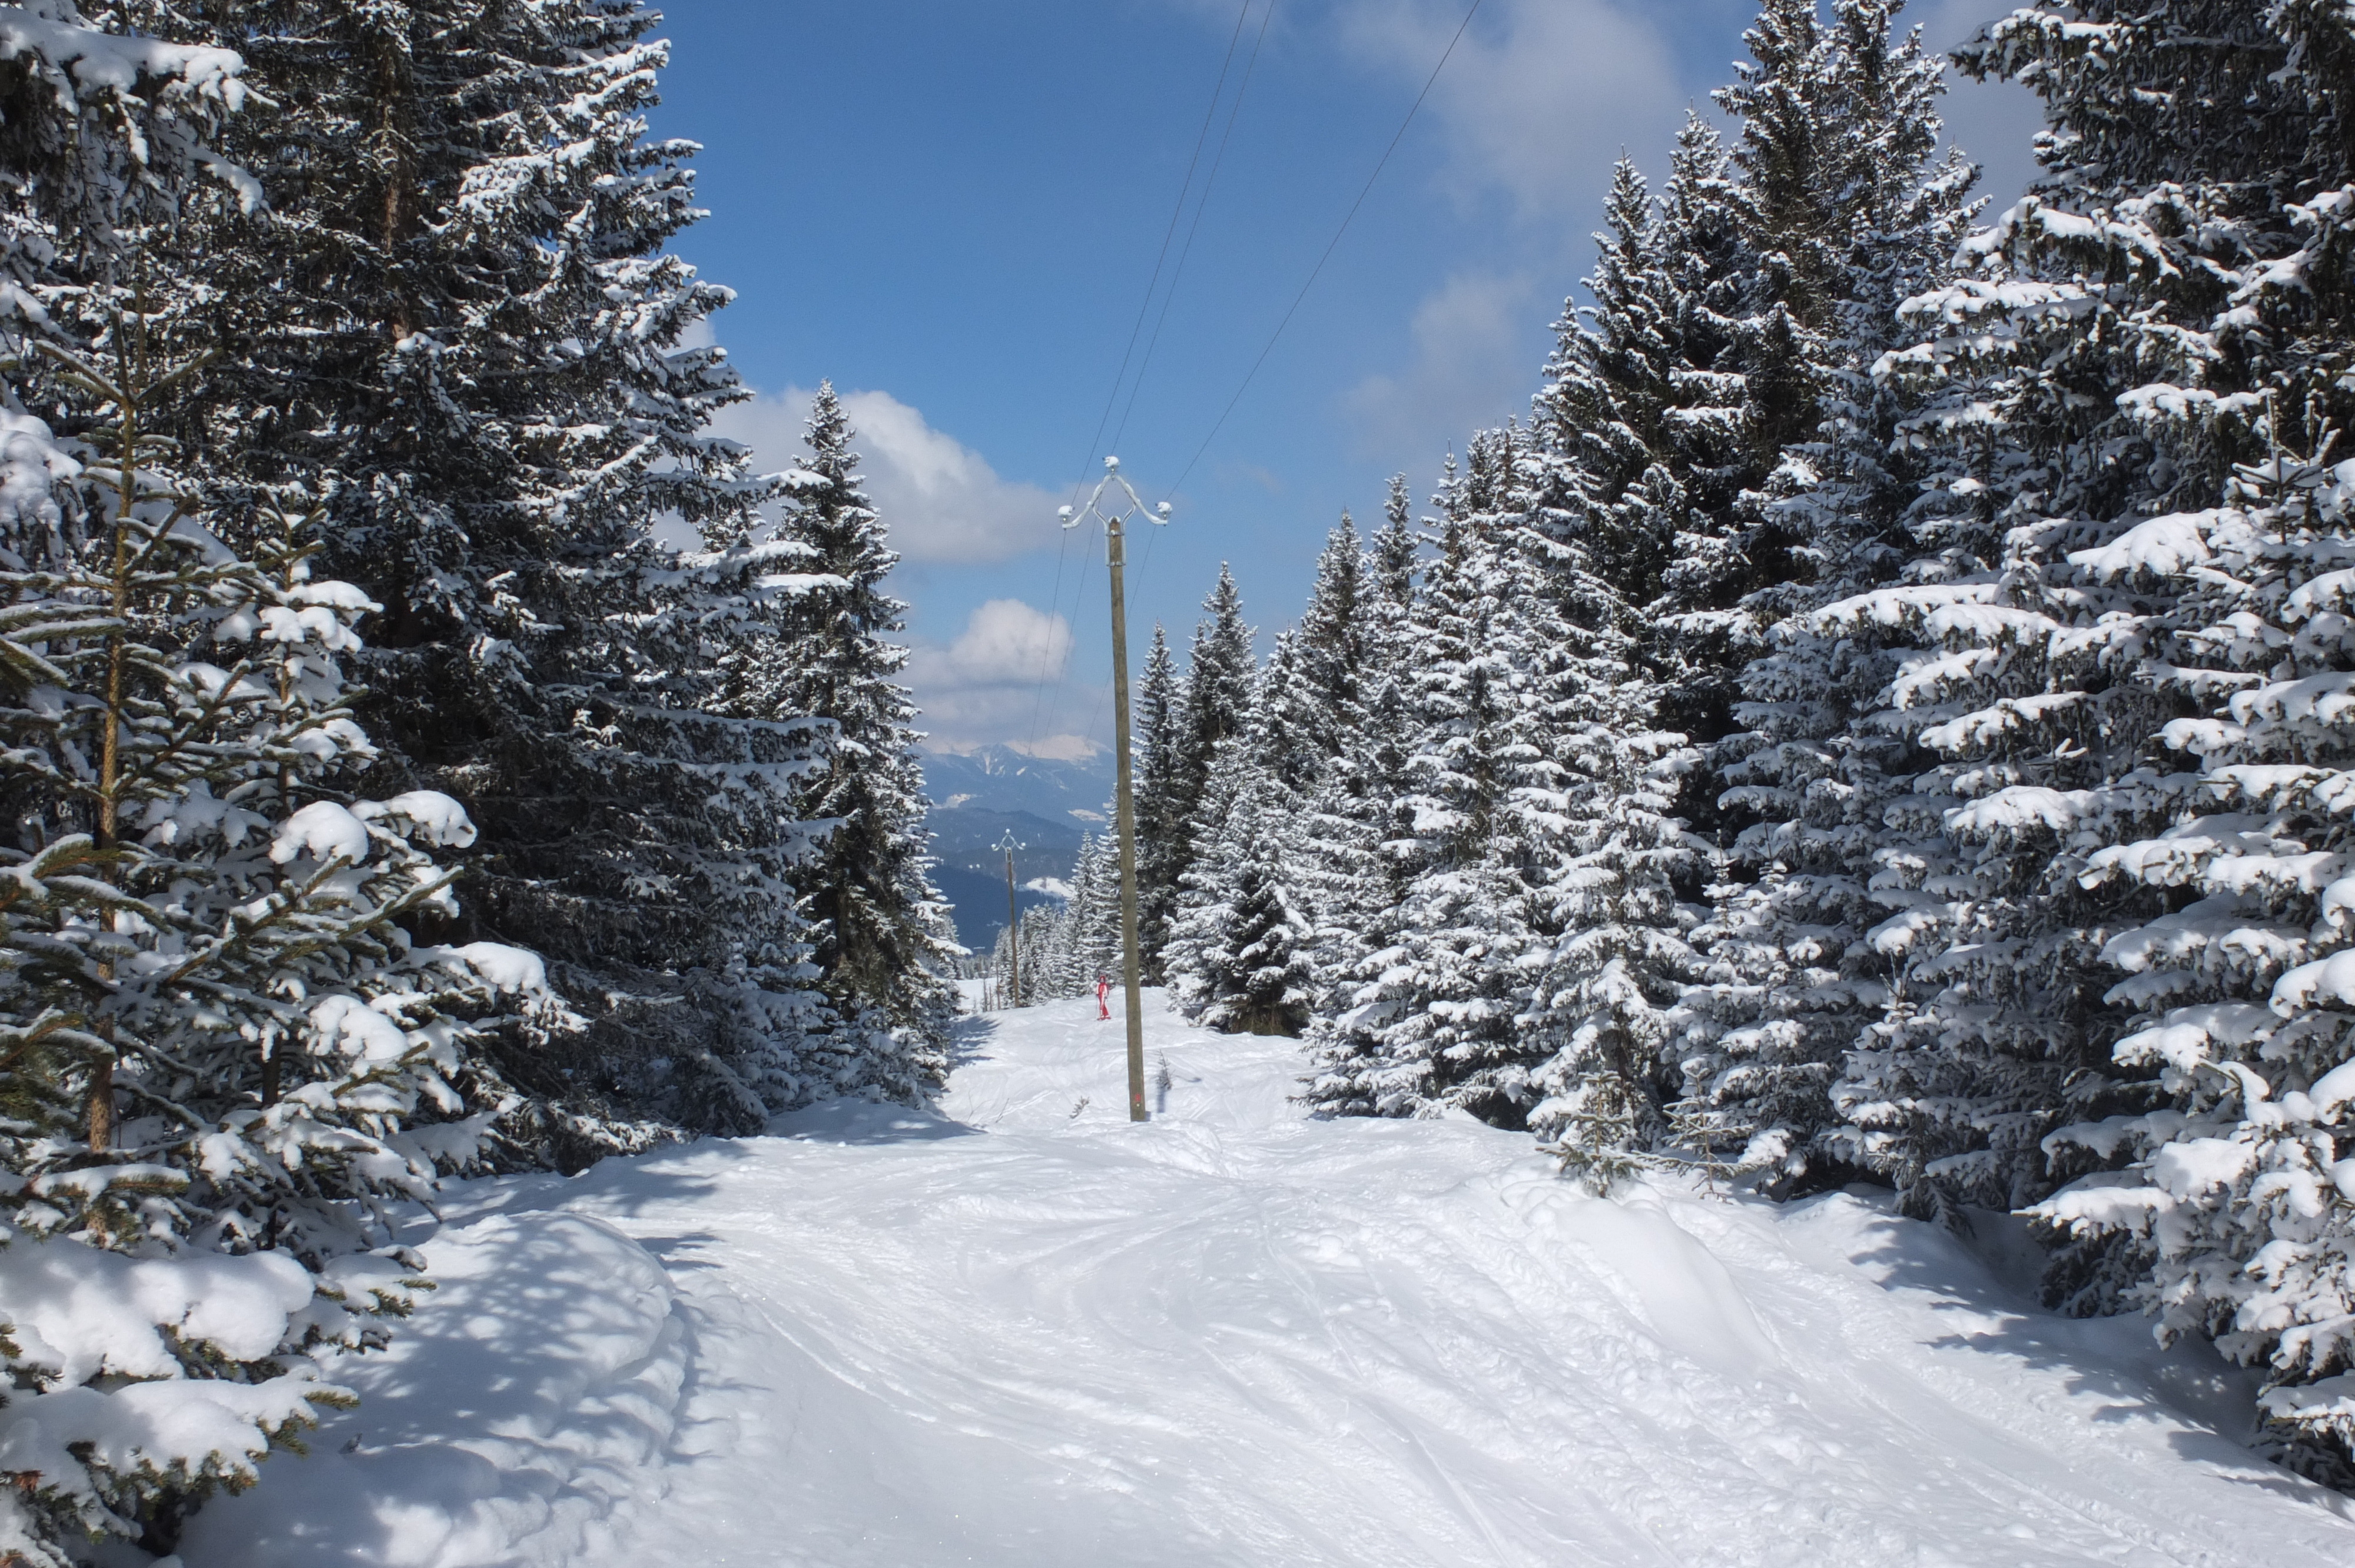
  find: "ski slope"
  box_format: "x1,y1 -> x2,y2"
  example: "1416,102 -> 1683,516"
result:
184,991 -> 2355,1567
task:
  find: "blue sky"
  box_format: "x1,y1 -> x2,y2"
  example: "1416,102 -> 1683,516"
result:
651,0 -> 2040,756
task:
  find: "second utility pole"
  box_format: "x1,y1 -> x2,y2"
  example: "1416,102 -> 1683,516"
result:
1059,457 -> 1169,1122
996,829 -> 1024,1007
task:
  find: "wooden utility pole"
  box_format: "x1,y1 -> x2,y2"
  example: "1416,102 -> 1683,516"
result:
996,829 -> 1024,1007
1059,457 -> 1169,1122
1106,513 -> 1147,1119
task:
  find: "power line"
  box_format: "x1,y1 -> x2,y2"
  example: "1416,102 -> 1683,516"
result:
1026,0 -> 1255,754
1033,523 -> 1103,748
1072,0 -> 1255,484
1020,523 -> 1076,752
1106,0 -> 1279,456
1162,0 -> 1487,502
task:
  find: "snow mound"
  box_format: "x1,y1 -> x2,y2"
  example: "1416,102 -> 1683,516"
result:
178,1213 -> 684,1568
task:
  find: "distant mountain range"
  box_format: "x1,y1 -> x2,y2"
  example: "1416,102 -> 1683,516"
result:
918,743 -> 1113,823
918,745 -> 1115,955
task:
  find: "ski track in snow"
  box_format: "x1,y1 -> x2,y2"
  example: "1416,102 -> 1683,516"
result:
183,991 -> 2355,1566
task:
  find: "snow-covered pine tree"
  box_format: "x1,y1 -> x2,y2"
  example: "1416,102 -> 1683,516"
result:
1162,739 -> 1251,1021
1824,0 -> 2331,1248
1289,513 -> 1370,785
1025,899 -> 1067,1001
769,384 -> 956,1089
1038,842 -> 1087,1001
1670,0 -> 1981,1191
635,524 -> 847,1126
1295,500 -> 1420,1040
1659,0 -> 1899,699
1296,685 -> 1421,1102
1188,564 -> 1258,759
986,920 -> 1017,1008
999,900 -> 1066,1005
1308,457 -> 1477,1115
0,16 -> 544,1557
2028,458 -> 2355,1473
1298,519 -> 1423,1094
127,0 -> 843,1150
1133,623 -> 1186,980
1170,564 -> 1256,851
1134,570 -> 1252,984
1314,433 -> 1555,1122
0,218 -> 539,1568
1167,765 -> 1316,1037
1371,475 -> 1419,612
1166,630 -> 1322,1036
1523,155 -> 1686,646
1071,830 -> 1122,997
1013,834 -> 1113,1006
1525,6 -> 1971,848
1854,0 -> 2355,1470
1567,117 -> 1760,766
1523,514 -> 1700,1194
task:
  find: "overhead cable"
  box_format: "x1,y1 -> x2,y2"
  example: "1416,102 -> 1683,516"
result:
1162,0 -> 1487,501
1106,0 -> 1279,456
1027,0 -> 1258,753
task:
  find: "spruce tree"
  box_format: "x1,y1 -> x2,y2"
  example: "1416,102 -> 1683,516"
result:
771,385 -> 956,1090
1372,475 -> 1420,612
1299,506 -> 1423,1101
1875,0 -> 2355,1467
1290,512 -> 1370,783
1523,613 -> 1699,1191
1167,766 -> 1315,1037
1823,0 -> 2324,1237
1074,830 -> 1122,995
1142,564 -> 1256,988
1133,623 -> 1186,979
0,24 -> 531,1545
1309,457 -> 1480,1116
1173,563 -> 1256,841
637,526 -> 845,1126
1321,434 -> 1560,1124
122,0 -> 844,1148
1167,630 -> 1324,1036
1296,501 -> 1419,1038
1672,0 -> 1980,1192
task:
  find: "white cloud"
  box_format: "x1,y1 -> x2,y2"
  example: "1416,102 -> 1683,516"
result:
904,599 -> 1102,756
708,387 -> 1066,564
1285,1 -> 1676,458
936,597 -> 1073,685
1333,0 -> 1680,221
1345,269 -> 1540,457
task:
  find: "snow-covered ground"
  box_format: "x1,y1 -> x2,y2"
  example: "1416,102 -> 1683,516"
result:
184,991 -> 2355,1566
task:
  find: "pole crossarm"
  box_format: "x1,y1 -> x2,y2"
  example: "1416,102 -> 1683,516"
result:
1055,456 -> 1169,1121
1057,454 -> 1172,540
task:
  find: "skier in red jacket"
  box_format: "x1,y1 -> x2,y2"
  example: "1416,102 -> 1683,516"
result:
1096,972 -> 1111,1021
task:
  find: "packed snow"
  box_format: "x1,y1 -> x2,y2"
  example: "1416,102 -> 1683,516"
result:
183,991 -> 2355,1567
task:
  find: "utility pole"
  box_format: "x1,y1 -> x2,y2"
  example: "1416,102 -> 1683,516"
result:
1059,457 -> 1170,1122
995,829 -> 1024,1008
